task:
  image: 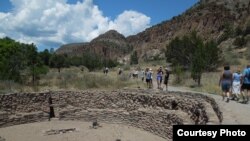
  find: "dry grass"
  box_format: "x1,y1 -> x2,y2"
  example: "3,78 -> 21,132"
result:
0,67 -> 145,94
1,62 -> 249,95
172,64 -> 248,95
180,71 -> 222,95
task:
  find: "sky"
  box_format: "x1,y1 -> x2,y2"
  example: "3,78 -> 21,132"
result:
0,0 -> 198,51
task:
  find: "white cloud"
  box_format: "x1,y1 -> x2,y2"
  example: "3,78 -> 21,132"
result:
0,0 -> 151,50
109,10 -> 151,36
0,33 -> 6,38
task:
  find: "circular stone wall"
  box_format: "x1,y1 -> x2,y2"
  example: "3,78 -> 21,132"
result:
0,89 -> 222,140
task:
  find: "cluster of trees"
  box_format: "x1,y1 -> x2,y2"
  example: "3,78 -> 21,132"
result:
66,50 -> 119,71
165,32 -> 221,86
0,37 -> 119,84
0,37 -> 49,84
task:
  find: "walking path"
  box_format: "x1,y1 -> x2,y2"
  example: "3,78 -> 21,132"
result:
154,81 -> 250,124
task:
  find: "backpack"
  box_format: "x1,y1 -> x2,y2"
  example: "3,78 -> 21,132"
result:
247,68 -> 250,80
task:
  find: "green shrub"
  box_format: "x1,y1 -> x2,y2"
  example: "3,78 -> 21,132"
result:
233,37 -> 246,47
172,65 -> 184,85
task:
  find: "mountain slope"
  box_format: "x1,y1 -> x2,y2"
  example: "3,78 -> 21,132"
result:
127,0 -> 250,61
56,30 -> 133,63
56,43 -> 89,56
56,0 -> 250,63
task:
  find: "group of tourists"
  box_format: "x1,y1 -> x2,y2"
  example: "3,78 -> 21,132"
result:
143,66 -> 170,91
219,64 -> 250,104
117,66 -> 170,91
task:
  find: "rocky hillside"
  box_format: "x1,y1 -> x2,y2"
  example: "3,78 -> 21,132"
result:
56,30 -> 133,63
127,0 -> 250,61
56,42 -> 89,56
57,0 -> 250,63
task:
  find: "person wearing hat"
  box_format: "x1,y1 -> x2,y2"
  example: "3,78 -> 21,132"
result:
164,67 -> 170,91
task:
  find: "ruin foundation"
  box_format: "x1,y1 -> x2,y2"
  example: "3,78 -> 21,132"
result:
0,89 -> 222,140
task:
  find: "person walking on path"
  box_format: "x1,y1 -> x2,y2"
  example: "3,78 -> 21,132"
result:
164,68 -> 170,91
145,68 -> 152,89
156,67 -> 164,89
139,69 -> 145,82
240,64 -> 250,104
219,65 -> 233,103
232,69 -> 242,101
149,68 -> 153,88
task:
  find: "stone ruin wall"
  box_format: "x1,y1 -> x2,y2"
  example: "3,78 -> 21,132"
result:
0,89 -> 223,140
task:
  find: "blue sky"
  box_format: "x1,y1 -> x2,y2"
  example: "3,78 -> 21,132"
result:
93,0 -> 198,25
0,0 -> 198,50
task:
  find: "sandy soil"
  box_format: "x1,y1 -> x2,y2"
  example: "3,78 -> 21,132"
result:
0,120 -> 166,141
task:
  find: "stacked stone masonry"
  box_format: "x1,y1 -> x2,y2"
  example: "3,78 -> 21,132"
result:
0,89 -> 222,140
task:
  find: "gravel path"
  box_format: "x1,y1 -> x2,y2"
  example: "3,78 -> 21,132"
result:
159,83 -> 250,124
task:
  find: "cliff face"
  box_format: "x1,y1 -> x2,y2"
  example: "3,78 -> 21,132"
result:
89,30 -> 133,60
57,0 -> 250,63
127,0 -> 250,61
56,43 -> 89,56
56,30 -> 133,63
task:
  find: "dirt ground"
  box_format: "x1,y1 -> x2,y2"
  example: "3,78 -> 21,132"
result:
1,83 -> 250,141
0,120 -> 166,141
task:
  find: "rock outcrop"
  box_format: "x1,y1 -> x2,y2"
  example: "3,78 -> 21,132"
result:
56,30 -> 133,63
127,0 -> 250,61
